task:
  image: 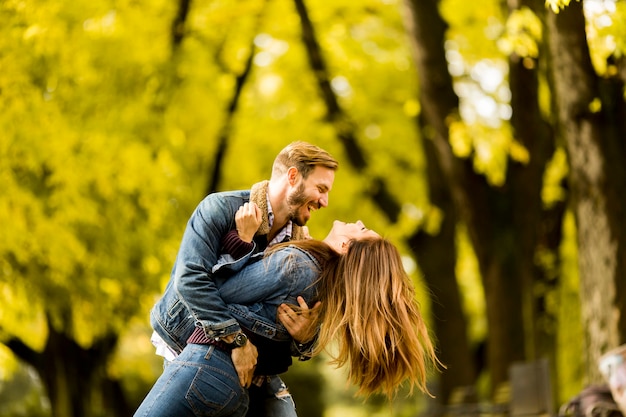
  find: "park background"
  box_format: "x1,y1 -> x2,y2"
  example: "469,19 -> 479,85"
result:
1,0 -> 625,415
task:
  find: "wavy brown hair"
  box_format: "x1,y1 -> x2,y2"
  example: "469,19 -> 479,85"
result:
275,237 -> 440,399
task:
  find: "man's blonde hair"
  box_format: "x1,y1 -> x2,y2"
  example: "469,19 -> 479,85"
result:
272,141 -> 338,179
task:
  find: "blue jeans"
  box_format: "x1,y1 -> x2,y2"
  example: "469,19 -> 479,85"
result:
136,345 -> 298,417
134,344 -> 248,417
247,375 -> 297,417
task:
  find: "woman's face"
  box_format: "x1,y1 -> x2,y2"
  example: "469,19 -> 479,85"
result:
329,220 -> 380,246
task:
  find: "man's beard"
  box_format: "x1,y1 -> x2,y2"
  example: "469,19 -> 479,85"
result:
287,182 -> 308,226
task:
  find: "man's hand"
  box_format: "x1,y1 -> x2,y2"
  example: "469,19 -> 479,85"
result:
231,342 -> 258,388
235,202 -> 262,243
278,296 -> 321,343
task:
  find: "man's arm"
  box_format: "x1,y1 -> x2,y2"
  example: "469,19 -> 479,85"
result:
226,336 -> 258,388
220,202 -> 262,387
174,194 -> 243,338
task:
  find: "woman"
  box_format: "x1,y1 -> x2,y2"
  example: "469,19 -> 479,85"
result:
134,220 -> 439,417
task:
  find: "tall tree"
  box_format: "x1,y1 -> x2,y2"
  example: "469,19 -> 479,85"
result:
293,0 -> 474,404
407,140 -> 476,405
506,0 -> 563,364
402,0 -> 559,398
545,0 -> 626,383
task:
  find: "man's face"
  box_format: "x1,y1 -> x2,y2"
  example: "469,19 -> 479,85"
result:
287,166 -> 335,226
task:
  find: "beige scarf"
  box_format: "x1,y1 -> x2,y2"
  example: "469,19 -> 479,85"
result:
250,180 -> 306,241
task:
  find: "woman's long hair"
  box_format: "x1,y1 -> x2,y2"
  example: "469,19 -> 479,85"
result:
313,237 -> 440,399
270,237 -> 440,399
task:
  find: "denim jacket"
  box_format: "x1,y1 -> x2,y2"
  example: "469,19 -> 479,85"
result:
150,184 -> 309,354
215,246 -> 321,375
214,245 -> 321,342
150,189 -> 265,353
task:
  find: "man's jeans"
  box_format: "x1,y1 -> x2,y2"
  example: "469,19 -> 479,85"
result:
136,344 -> 297,417
134,344 -> 248,417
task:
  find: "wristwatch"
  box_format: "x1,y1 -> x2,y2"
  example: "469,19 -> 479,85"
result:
225,332 -> 248,348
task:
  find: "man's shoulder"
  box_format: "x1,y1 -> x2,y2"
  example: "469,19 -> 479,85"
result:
209,189 -> 251,198
191,189 -> 252,221
199,189 -> 251,204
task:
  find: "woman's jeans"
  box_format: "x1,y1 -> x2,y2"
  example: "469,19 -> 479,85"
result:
134,344 -> 297,417
247,375 -> 297,417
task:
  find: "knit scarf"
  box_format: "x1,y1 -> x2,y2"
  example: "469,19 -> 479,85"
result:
250,180 -> 306,241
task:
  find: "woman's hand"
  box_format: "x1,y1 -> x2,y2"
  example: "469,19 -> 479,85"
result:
278,296 -> 321,343
235,202 -> 262,243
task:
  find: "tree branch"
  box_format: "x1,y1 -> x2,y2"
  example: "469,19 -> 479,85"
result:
171,0 -> 192,53
206,0 -> 270,194
293,0 -> 401,221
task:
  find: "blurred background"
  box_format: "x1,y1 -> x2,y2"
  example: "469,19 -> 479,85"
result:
1,0 -> 625,416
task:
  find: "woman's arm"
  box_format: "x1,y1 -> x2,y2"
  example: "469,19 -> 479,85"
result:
216,246 -> 319,307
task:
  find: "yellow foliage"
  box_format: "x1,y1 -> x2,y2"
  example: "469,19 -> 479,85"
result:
449,120 -> 518,186
455,227 -> 487,342
0,0 -> 189,355
403,99 -> 420,117
585,0 -> 626,76
449,120 -> 473,158
542,147 -> 569,208
498,7 -> 542,58
509,139 -> 530,164
588,97 -> 602,113
0,345 -> 20,381
545,0 -> 574,14
441,0 -> 505,62
0,283 -> 48,351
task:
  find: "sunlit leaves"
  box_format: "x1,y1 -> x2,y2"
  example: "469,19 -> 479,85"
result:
448,120 -> 519,186
441,0 -> 505,62
545,0 -> 575,13
542,147 -> 569,208
0,0 -> 186,350
498,7 -> 542,60
585,0 -> 626,76
0,284 -> 47,351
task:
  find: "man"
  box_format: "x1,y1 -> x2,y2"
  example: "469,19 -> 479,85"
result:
149,141 -> 338,416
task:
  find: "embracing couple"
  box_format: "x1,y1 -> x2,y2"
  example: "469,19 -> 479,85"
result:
135,142 -> 440,417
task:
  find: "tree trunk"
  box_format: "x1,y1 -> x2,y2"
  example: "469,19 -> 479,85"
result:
6,316 -> 127,417
508,0 -> 565,366
294,0 -> 477,403
408,137 -> 477,405
207,27 -> 258,195
293,0 -> 405,220
546,0 -> 626,383
402,0 -> 557,397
